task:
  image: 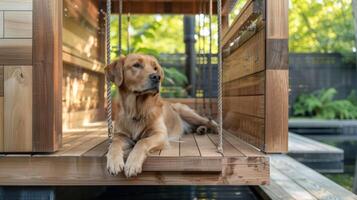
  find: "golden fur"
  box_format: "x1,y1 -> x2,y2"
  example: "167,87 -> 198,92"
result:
105,54 -> 217,177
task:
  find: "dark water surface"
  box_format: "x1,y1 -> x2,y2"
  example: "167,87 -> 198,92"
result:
0,186 -> 262,200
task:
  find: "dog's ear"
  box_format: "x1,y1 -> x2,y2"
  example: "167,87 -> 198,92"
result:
157,63 -> 165,83
105,56 -> 125,86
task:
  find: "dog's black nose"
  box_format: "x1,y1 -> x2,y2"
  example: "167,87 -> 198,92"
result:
149,73 -> 161,83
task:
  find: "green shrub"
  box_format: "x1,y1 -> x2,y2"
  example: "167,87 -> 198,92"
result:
293,88 -> 357,119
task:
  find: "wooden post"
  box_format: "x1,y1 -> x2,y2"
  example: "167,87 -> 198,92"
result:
32,0 -> 62,152
264,0 -> 289,153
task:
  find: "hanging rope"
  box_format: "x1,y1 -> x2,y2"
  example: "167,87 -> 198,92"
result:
127,13 -> 131,54
207,0 -> 213,117
217,0 -> 223,153
118,0 -> 122,56
106,0 -> 114,143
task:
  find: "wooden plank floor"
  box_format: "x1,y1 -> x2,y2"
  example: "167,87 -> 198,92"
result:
0,123 -> 269,185
288,132 -> 344,173
256,155 -> 357,200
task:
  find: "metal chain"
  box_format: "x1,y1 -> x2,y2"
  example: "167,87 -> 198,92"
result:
106,0 -> 114,143
217,0 -> 223,153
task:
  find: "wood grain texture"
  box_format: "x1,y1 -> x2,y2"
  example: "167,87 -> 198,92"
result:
0,12 -> 3,38
223,29 -> 265,83
160,141 -> 180,157
266,0 -> 288,39
0,0 -> 33,10
223,111 -> 265,149
259,155 -> 357,200
0,97 -> 3,152
4,66 -> 32,152
0,156 -> 268,185
0,39 -> 32,65
32,0 -> 62,152
266,39 -> 288,69
222,0 -> 263,48
0,123 -> 269,185
223,96 -> 264,118
223,71 -> 265,96
194,134 -> 222,157
0,66 -> 3,96
265,70 -> 288,153
4,11 -> 32,38
180,133 -> 200,157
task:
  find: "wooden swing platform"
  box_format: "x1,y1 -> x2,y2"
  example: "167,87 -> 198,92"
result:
0,122 -> 269,185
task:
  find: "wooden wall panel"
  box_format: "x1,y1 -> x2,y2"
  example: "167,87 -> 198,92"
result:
222,0 -> 264,47
223,71 -> 265,96
223,29 -> 265,83
223,96 -> 264,118
222,0 -> 288,153
4,11 -> 32,38
0,12 -> 3,38
0,39 -> 32,65
4,66 -> 32,152
62,0 -> 106,130
0,0 -> 33,152
32,0 -> 62,152
223,111 -> 265,149
0,0 -> 33,10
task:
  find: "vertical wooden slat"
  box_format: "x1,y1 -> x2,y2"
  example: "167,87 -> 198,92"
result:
0,11 -> 3,38
32,0 -> 62,152
264,0 -> 289,153
0,66 -> 3,151
4,66 -> 32,152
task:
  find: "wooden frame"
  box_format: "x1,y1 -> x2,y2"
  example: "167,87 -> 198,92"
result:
222,0 -> 288,153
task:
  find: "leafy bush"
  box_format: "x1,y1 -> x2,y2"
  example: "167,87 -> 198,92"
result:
293,88 -> 357,119
161,67 -> 188,98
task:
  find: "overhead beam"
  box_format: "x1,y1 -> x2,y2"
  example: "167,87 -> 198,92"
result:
103,0 -> 236,15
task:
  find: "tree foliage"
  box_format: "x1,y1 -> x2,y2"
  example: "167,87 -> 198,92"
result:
289,0 -> 355,56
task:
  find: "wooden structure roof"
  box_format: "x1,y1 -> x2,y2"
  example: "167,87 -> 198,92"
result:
104,0 -> 237,15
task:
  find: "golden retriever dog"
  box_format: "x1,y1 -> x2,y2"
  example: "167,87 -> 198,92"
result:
105,54 -> 218,177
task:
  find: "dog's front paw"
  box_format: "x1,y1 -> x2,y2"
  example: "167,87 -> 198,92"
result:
106,152 -> 125,176
124,152 -> 143,177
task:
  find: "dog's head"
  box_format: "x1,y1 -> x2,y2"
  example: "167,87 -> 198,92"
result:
105,54 -> 164,95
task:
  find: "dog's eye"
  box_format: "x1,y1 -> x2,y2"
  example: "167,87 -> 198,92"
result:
154,67 -> 158,71
133,63 -> 141,68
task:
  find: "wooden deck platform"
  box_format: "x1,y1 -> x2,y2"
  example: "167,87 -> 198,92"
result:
0,123 -> 269,185
288,132 -> 344,173
256,155 -> 357,200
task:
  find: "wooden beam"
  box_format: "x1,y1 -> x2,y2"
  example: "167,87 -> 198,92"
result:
0,156 -> 268,185
110,0 -> 218,14
264,0 -> 288,153
32,0 -> 62,152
